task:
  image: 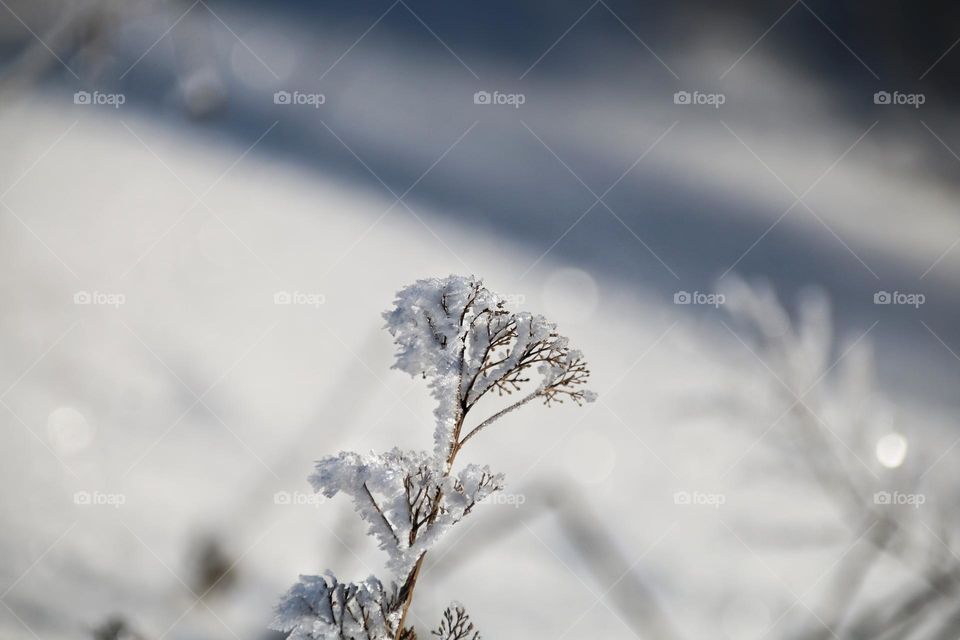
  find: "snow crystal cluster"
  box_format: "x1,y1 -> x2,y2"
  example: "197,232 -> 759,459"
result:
272,275 -> 594,640
273,574 -> 402,640
310,449 -> 503,576
385,275 -> 595,460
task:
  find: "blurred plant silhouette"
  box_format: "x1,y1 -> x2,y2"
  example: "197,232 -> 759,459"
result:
91,615 -> 144,640
720,278 -> 960,640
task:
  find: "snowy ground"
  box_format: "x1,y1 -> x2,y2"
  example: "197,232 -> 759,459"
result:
3,3 -> 960,639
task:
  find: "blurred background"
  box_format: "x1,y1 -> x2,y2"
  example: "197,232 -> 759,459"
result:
2,1 -> 960,638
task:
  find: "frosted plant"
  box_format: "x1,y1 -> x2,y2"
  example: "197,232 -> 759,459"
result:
272,275 -> 594,640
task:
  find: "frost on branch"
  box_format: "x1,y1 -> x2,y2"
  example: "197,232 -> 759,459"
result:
274,275 -> 594,640
270,573 -> 402,640
384,275 -> 595,460
310,449 -> 503,575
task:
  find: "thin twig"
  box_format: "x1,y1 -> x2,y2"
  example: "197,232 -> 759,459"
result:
363,482 -> 401,547
457,389 -> 541,452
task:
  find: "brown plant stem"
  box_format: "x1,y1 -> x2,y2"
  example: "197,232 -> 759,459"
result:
395,553 -> 427,636
393,403 -> 465,638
